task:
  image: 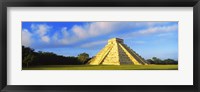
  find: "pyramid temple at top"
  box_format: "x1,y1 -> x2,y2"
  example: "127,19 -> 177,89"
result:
88,38 -> 148,65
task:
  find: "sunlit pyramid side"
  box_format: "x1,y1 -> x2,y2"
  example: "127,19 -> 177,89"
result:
88,38 -> 148,65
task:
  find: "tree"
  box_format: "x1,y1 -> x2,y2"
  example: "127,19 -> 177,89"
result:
152,57 -> 162,64
22,46 -> 91,66
163,59 -> 178,64
146,57 -> 178,65
22,46 -> 34,60
146,59 -> 154,64
23,54 -> 35,67
77,52 -> 89,64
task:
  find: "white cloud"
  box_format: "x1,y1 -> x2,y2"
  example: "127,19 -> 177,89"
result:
138,24 -> 177,35
72,25 -> 87,39
52,32 -> 58,41
70,22 -> 174,40
31,24 -> 52,43
69,22 -> 118,40
88,22 -> 115,36
61,27 -> 69,37
31,24 -> 36,29
35,24 -> 51,36
121,24 -> 178,38
50,22 -> 177,46
52,27 -> 77,45
59,22 -> 131,45
27,22 -> 177,48
157,33 -> 174,37
58,27 -> 74,45
53,22 -> 115,45
41,36 -> 50,43
22,29 -> 33,47
80,40 -> 107,48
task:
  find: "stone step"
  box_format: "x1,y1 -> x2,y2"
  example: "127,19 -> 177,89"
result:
121,44 -> 147,64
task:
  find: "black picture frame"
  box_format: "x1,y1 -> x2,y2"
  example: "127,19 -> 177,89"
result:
0,0 -> 200,92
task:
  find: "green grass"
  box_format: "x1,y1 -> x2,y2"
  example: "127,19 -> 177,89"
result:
22,65 -> 178,70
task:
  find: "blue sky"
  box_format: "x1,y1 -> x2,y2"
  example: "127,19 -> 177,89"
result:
22,22 -> 178,60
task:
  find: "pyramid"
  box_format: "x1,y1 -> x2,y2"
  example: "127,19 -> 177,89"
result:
88,38 -> 148,65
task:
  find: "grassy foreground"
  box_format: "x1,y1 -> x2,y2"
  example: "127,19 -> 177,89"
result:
23,65 -> 178,70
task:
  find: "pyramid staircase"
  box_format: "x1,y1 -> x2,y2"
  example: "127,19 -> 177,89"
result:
120,44 -> 148,65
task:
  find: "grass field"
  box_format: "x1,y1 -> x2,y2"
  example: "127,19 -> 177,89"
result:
22,65 -> 178,70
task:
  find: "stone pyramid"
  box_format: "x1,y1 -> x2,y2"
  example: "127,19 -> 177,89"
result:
88,38 -> 148,65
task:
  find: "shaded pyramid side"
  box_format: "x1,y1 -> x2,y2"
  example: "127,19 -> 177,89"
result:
120,43 -> 148,65
117,43 -> 134,65
119,43 -> 142,65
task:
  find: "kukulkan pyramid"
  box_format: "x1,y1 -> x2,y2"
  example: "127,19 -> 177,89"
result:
88,38 -> 148,65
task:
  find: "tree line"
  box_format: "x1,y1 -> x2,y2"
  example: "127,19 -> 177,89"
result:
22,46 -> 178,67
22,46 -> 90,67
146,57 -> 178,65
